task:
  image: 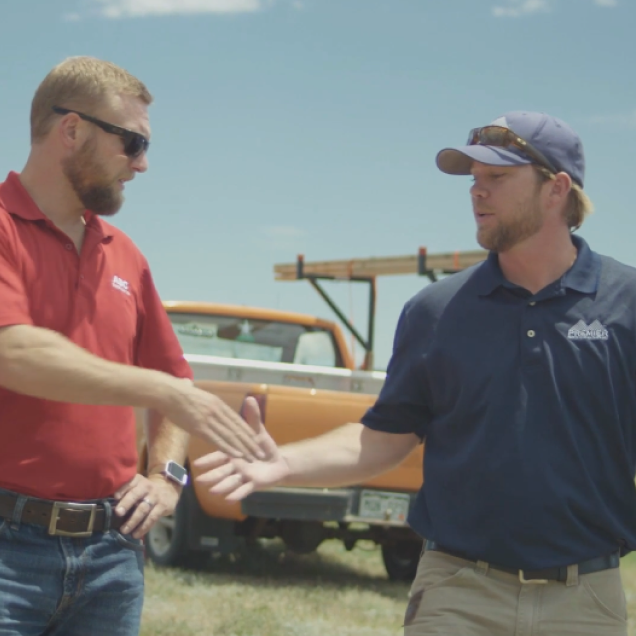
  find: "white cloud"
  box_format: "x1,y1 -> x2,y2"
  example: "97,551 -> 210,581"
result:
492,0 -> 618,18
85,0 -> 264,19
492,0 -> 550,18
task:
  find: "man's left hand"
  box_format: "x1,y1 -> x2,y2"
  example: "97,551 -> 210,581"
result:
113,473 -> 181,539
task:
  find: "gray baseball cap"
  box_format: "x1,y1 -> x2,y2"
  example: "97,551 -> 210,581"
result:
436,111 -> 585,187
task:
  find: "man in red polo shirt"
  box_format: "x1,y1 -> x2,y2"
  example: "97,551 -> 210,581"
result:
0,56 -> 262,636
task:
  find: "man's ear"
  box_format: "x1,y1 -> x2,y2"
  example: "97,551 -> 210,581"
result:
547,172 -> 572,207
57,113 -> 81,150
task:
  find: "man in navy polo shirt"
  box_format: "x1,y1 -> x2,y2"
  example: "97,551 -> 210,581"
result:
195,111 -> 635,635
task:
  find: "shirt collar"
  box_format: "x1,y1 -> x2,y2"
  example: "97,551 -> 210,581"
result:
562,235 -> 600,294
0,171 -> 114,240
0,171 -> 46,221
473,234 -> 600,297
473,251 -> 506,296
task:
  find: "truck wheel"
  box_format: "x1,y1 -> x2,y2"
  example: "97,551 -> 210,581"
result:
145,485 -> 198,567
381,540 -> 422,582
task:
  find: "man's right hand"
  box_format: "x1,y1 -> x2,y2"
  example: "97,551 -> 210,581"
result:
192,397 -> 290,499
162,383 -> 268,462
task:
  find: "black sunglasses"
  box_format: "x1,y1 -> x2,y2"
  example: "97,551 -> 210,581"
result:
52,106 -> 150,158
467,125 -> 558,175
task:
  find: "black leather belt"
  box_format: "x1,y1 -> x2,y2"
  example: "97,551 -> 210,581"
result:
425,540 -> 620,583
0,493 -> 126,537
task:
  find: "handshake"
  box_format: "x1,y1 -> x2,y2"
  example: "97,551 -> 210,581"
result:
161,382 -> 289,500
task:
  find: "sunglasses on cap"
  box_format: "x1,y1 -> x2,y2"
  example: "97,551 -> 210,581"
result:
52,106 -> 150,158
467,125 -> 558,175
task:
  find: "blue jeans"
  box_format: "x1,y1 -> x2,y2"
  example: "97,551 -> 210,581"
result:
0,494 -> 145,636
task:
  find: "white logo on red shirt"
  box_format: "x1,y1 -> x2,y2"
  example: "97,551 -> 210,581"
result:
112,275 -> 131,296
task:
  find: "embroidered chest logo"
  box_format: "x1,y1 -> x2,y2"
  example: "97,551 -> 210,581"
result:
567,319 -> 609,341
112,275 -> 131,296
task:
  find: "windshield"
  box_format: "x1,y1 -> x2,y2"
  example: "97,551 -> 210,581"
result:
168,312 -> 341,367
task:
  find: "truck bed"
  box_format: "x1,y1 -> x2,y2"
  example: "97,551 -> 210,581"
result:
186,353 -> 387,395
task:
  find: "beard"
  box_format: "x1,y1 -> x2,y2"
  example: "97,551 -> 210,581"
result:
61,136 -> 124,216
476,194 -> 544,253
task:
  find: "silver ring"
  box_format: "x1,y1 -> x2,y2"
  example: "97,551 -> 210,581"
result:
141,498 -> 154,507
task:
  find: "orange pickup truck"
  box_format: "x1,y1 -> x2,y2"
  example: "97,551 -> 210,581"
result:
142,300 -> 424,581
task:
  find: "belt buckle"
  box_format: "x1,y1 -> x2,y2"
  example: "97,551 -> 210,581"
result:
519,570 -> 549,585
48,501 -> 97,537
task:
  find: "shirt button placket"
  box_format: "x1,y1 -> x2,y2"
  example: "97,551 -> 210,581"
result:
522,300 -> 541,366
527,300 -> 537,338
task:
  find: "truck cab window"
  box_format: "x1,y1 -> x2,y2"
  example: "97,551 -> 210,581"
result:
168,313 -> 341,367
293,331 -> 337,367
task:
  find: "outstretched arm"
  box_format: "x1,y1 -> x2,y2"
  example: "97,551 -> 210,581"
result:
279,422 -> 419,487
194,397 -> 420,500
0,324 -> 263,460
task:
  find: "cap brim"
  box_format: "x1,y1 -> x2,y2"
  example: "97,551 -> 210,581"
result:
436,145 -> 532,175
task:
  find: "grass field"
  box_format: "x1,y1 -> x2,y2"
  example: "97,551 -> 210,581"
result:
140,540 -> 636,636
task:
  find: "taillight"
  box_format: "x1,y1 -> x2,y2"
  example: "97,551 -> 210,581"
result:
241,392 -> 267,425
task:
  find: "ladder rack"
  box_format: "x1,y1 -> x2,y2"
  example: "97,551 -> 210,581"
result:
273,248 -> 487,369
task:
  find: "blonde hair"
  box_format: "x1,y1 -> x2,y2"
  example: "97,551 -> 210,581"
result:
30,56 -> 153,143
535,166 -> 594,231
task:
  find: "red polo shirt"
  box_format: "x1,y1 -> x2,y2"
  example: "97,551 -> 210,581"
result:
0,171 -> 193,500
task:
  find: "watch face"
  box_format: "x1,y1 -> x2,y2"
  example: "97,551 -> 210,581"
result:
165,460 -> 188,485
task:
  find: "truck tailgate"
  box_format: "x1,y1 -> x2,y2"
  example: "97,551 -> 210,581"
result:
188,381 -> 423,503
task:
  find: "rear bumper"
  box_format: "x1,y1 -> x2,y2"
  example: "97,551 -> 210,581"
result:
241,486 -> 417,527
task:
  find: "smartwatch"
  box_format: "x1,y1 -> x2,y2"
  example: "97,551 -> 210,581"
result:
162,460 -> 188,486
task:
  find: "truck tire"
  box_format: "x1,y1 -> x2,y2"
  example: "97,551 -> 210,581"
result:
145,484 -> 199,568
381,540 -> 422,582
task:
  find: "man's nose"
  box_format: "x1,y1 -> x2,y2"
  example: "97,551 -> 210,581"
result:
131,152 -> 148,174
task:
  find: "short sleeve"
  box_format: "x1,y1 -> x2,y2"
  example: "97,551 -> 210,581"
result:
134,264 -> 193,380
361,302 -> 431,439
0,219 -> 32,328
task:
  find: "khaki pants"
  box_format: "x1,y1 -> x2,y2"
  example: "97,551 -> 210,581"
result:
404,549 -> 628,635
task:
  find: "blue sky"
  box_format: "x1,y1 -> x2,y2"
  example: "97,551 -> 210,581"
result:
2,0 -> 635,369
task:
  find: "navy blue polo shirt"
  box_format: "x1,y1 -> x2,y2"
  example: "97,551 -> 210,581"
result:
362,235 -> 636,569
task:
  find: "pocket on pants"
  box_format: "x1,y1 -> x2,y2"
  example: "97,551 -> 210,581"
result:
404,550 -> 473,628
581,568 -> 627,623
113,531 -> 145,553
410,549 -> 472,594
